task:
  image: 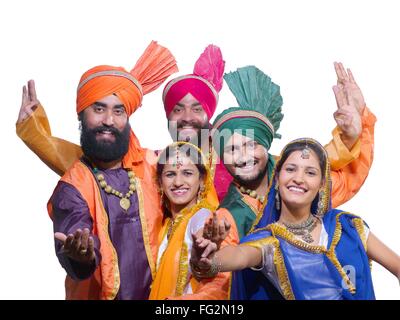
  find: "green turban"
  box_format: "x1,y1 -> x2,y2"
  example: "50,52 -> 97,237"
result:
212,66 -> 284,158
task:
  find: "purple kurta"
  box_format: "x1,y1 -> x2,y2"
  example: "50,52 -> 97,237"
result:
51,165 -> 152,300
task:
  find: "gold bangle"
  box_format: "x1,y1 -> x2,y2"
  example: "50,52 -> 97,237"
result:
190,256 -> 221,279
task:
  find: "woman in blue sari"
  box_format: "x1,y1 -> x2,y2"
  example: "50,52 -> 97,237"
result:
191,138 -> 400,300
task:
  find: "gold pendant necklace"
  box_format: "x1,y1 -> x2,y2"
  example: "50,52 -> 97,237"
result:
94,168 -> 137,211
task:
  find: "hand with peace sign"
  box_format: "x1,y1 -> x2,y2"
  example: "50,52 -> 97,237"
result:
18,80 -> 40,123
332,62 -> 364,150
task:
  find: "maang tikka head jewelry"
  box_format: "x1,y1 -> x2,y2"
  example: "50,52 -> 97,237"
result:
301,141 -> 311,159
173,145 -> 184,169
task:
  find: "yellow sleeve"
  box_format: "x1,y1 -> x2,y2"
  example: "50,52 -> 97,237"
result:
325,126 -> 361,171
16,104 -> 82,176
331,106 -> 377,208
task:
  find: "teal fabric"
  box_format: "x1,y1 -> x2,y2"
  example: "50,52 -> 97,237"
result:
212,66 -> 283,157
223,66 -> 283,135
213,108 -> 274,157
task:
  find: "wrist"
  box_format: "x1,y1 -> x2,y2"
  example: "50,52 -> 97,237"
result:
340,133 -> 358,150
190,256 -> 221,280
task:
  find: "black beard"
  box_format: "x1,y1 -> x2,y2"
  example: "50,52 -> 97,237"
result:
230,163 -> 268,190
80,121 -> 130,163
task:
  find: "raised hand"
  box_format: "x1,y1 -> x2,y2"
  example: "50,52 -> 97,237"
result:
202,211 -> 231,250
332,63 -> 363,149
334,62 -> 366,115
54,228 -> 95,265
18,80 -> 40,123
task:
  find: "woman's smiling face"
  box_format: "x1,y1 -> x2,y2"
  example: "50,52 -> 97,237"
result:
278,149 -> 323,211
161,155 -> 203,211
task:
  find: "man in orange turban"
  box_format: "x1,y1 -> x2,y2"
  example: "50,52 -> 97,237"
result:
39,41 -> 178,300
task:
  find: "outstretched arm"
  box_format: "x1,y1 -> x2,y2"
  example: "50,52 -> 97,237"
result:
16,80 -> 82,176
193,239 -> 262,273
191,211 -> 261,276
367,232 -> 400,281
173,210 -> 240,300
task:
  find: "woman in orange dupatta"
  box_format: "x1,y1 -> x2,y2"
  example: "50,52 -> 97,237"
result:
149,142 -> 239,300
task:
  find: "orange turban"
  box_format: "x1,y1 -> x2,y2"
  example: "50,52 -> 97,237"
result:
76,41 -> 178,176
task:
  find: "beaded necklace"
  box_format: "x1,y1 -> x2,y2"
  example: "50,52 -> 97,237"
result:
93,167 -> 137,211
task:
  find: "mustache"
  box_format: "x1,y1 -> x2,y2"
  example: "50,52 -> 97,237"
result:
91,125 -> 122,136
234,159 -> 257,168
177,120 -> 202,129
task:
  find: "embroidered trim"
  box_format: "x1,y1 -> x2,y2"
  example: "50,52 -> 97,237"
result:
80,161 -> 120,300
244,236 -> 278,249
325,212 -> 356,294
208,147 -> 218,180
176,242 -> 189,296
212,110 -> 275,136
353,218 -> 367,251
253,212 -> 358,296
248,166 -> 276,234
274,242 -> 295,300
162,75 -> 219,103
77,70 -> 143,95
136,179 -> 156,279
245,236 -> 294,300
268,223 -> 327,254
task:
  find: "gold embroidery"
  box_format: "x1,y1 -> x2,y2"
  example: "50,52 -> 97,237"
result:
248,166 -> 276,234
326,212 -> 356,294
80,162 -> 120,300
249,212 -> 359,297
136,179 -> 157,279
268,223 -> 327,254
353,218 -> 367,251
176,242 -> 189,296
245,236 -> 295,300
351,217 -> 372,270
274,243 -> 295,300
208,147 -> 218,180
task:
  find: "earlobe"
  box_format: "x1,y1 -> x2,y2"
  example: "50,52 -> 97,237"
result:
199,181 -> 205,192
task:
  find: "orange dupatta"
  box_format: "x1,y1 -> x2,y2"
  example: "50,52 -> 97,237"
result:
149,142 -> 218,299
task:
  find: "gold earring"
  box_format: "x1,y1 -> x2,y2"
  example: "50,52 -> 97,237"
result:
197,185 -> 205,203
159,188 -> 164,206
316,190 -> 325,217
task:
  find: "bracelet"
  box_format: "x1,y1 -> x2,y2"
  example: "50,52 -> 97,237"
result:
190,256 -> 222,280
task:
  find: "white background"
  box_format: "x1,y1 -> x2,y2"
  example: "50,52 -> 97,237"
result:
1,0 -> 399,299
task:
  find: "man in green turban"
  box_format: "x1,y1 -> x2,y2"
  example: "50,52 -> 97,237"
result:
213,63 -> 376,239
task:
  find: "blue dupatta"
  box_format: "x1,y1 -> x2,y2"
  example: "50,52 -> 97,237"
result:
230,138 -> 375,300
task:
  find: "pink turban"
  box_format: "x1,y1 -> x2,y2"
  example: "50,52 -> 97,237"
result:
162,45 -> 225,120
